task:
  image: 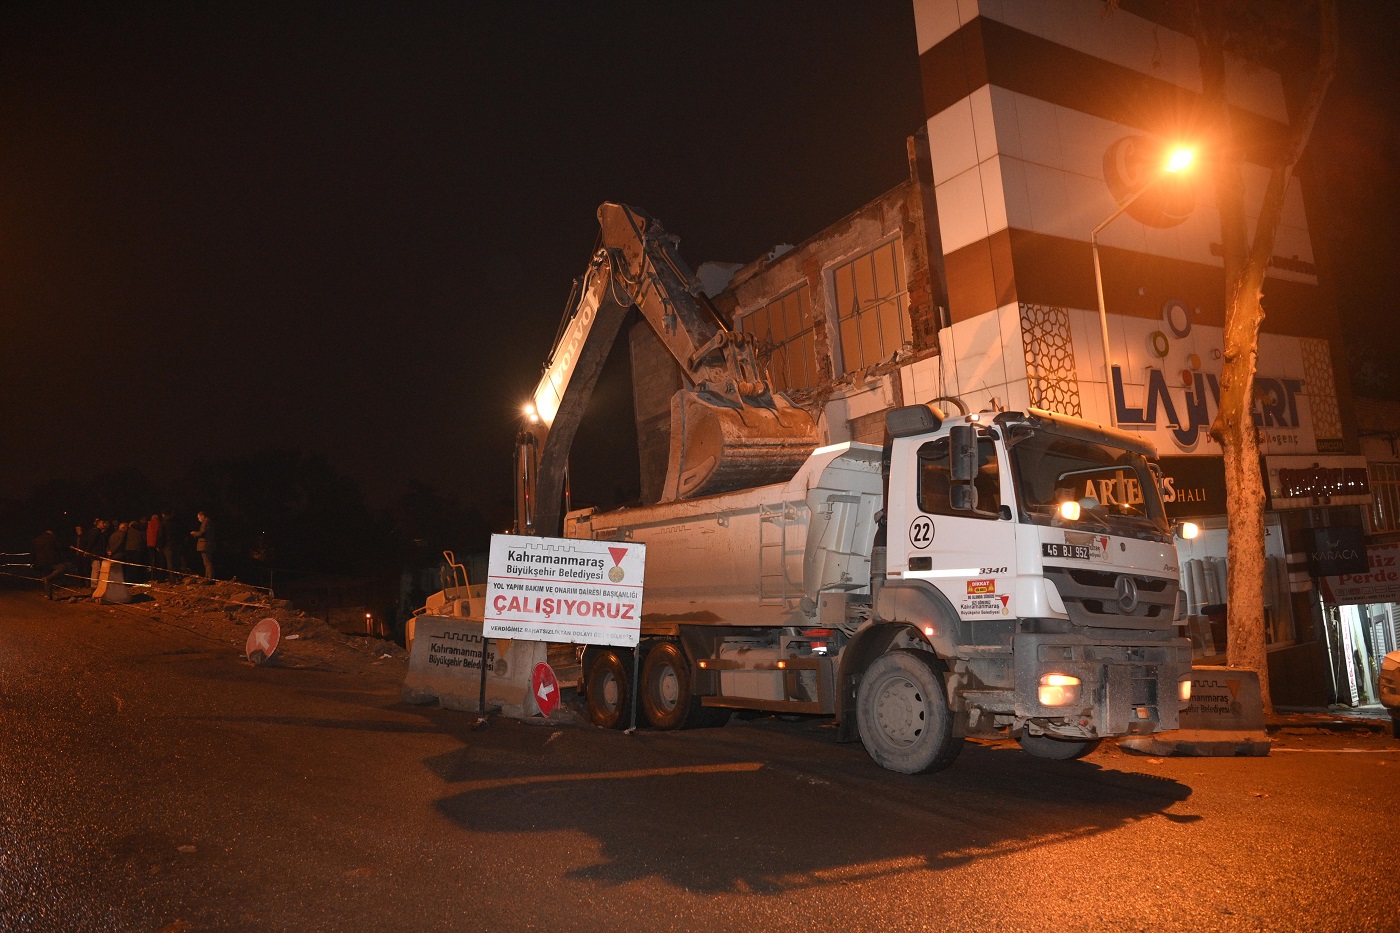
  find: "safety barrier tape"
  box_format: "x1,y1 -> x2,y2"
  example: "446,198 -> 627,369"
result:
6,549 -> 275,610
67,547 -> 274,595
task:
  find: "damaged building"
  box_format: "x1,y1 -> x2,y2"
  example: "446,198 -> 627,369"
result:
620,0 -> 1380,706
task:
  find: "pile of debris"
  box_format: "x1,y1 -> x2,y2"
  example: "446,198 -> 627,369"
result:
69,577 -> 408,670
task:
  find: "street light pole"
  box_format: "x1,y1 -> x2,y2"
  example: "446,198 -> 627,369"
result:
1092,185 -> 1154,428
1091,147 -> 1194,428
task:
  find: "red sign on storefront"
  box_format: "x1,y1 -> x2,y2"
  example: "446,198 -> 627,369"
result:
1318,543 -> 1400,605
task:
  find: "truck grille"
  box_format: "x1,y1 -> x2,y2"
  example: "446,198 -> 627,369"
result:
1044,567 -> 1178,630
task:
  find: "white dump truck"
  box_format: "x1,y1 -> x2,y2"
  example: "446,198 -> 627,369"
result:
517,204 -> 1192,773
566,404 -> 1195,773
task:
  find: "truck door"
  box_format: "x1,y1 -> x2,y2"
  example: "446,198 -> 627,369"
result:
894,430 -> 1020,624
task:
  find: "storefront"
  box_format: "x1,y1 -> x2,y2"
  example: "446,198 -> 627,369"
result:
1262,455 -> 1376,706
1150,453 -> 1372,707
1317,541 -> 1400,707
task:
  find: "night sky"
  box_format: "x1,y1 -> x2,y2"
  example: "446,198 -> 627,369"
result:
2,2 -> 1396,523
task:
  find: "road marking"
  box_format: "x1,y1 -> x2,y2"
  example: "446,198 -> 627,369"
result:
1272,748 -> 1398,753
456,761 -> 764,792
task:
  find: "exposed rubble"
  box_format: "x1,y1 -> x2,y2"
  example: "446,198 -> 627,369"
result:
61,577 -> 408,671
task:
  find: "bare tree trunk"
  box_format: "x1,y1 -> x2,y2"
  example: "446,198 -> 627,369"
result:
1216,256 -> 1273,710
1194,0 -> 1338,714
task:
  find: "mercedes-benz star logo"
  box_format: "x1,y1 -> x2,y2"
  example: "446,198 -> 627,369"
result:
1115,575 -> 1140,613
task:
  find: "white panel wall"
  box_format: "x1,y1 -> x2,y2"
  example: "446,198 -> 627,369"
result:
917,303 -> 1030,413
916,0 -> 1286,120
901,353 -> 943,402
926,82 -> 1315,280
912,301 -> 1338,454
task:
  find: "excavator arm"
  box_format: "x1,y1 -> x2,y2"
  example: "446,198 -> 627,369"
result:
515,203 -> 818,537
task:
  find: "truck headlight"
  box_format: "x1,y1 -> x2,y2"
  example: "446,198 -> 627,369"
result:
1039,673 -> 1081,707
1179,678 -> 1192,702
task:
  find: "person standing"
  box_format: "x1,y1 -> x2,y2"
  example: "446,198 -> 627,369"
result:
123,517 -> 147,584
81,520 -> 107,582
160,510 -> 182,577
191,511 -> 215,580
108,521 -> 126,558
31,529 -> 72,599
146,512 -> 164,581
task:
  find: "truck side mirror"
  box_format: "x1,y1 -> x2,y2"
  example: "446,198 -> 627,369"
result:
949,484 -> 979,511
949,425 -> 978,482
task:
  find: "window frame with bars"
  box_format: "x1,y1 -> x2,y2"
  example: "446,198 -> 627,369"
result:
827,236 -> 912,377
737,283 -> 820,394
1368,461 -> 1400,534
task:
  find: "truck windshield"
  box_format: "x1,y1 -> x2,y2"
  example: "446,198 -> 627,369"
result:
1008,431 -> 1170,540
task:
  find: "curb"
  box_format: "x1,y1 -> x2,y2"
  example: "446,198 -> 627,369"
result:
1268,717 -> 1392,736
1121,729 -> 1271,757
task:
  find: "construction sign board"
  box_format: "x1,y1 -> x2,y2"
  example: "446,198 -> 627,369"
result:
483,534 -> 645,648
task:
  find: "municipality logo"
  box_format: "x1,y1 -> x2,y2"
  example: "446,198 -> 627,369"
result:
607,547 -> 628,583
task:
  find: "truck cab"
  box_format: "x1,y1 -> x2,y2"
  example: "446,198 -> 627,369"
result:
866,405 -> 1192,768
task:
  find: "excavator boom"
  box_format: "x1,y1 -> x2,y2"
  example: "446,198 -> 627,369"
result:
516,203 -> 818,536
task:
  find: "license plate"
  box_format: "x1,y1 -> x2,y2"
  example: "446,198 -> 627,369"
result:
1042,542 -> 1092,560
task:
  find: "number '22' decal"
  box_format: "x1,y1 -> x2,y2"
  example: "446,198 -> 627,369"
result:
909,516 -> 933,549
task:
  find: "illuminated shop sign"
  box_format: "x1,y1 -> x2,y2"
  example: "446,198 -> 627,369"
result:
1157,456 -> 1228,519
1318,543 -> 1400,605
1264,456 -> 1371,510
1113,366 -> 1303,451
1105,299 -> 1340,456
1034,454 -> 1226,519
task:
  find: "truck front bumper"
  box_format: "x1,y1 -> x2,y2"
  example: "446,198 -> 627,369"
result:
1012,632 -> 1193,739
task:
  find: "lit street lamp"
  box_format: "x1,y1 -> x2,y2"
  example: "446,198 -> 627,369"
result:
1092,145 -> 1195,426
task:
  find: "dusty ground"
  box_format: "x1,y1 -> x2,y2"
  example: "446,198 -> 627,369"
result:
41,572 -> 1397,741
53,575 -> 409,674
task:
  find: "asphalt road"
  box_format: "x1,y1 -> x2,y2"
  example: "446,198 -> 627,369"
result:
2,588 -> 1397,932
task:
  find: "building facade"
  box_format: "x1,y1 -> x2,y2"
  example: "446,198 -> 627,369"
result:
686,0 -> 1368,705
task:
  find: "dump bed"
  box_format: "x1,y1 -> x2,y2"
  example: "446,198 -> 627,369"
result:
564,443 -> 884,627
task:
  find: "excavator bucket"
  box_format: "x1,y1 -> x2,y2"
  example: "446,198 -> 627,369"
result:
663,390 -> 819,501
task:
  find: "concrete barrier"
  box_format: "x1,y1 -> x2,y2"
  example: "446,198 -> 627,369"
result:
1120,666 -> 1271,756
401,616 -> 548,718
92,560 -> 131,604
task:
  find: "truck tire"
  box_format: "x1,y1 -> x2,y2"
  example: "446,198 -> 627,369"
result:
586,649 -> 632,730
1018,733 -> 1101,760
856,649 -> 962,773
637,641 -> 694,730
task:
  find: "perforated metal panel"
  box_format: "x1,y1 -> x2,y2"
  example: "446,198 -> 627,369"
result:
1301,337 -> 1342,442
1020,303 -> 1083,416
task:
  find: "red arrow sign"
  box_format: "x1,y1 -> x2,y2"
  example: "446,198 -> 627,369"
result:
246,617 -> 281,666
532,662 -> 560,717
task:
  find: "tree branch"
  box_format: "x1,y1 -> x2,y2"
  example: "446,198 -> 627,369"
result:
1244,0 -> 1338,275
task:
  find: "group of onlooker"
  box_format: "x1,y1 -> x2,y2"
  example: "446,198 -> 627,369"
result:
31,510 -> 217,597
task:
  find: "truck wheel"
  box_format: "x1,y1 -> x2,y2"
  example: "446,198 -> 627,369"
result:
856,649 -> 962,774
641,641 -> 694,730
1018,733 -> 1101,760
586,649 -> 632,730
